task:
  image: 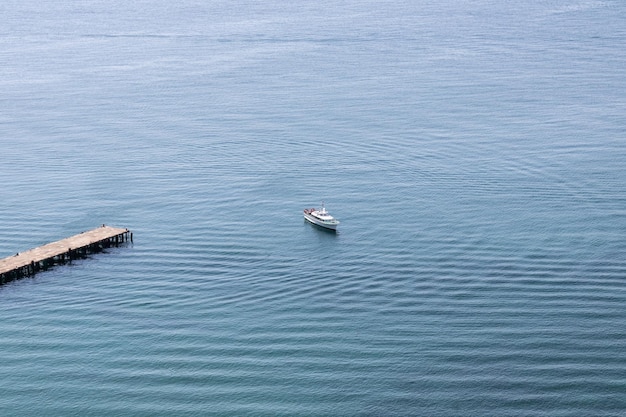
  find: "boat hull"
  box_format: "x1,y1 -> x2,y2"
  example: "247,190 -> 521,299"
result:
304,213 -> 339,230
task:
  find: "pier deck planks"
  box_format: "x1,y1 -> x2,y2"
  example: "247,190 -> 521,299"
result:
0,226 -> 130,277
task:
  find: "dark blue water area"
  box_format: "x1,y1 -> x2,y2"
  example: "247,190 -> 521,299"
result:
1,1 -> 625,416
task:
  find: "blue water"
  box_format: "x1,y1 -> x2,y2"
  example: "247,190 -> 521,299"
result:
1,1 -> 625,415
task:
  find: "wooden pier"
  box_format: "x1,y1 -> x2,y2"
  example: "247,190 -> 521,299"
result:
0,225 -> 131,285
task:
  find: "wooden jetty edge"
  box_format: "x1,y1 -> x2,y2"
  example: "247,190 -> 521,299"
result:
0,225 -> 132,285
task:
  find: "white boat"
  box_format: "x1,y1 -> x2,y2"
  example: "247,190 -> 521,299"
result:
304,203 -> 340,230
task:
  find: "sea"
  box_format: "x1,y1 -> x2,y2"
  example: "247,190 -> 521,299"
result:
0,1 -> 625,416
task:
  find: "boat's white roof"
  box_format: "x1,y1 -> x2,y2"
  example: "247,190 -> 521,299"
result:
311,209 -> 337,221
